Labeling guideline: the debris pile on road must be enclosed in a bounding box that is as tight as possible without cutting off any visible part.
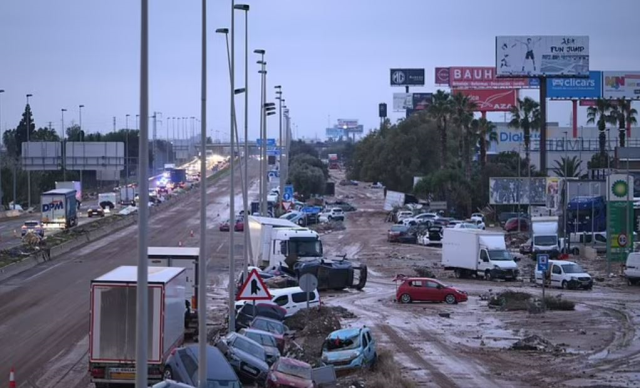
[285,306,343,365]
[488,290,576,312]
[311,221,347,234]
[413,265,436,278]
[338,349,416,388]
[511,334,565,353]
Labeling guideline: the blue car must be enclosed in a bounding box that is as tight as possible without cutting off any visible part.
[321,327,377,372]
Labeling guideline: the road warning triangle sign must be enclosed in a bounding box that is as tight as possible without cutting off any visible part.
[282,202,292,211]
[237,269,272,301]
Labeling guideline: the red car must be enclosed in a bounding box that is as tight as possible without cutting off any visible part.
[267,357,314,388]
[234,219,244,232]
[504,217,530,233]
[396,277,467,304]
[219,220,231,232]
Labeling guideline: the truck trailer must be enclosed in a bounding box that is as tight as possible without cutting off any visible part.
[40,188,78,229]
[531,216,560,259]
[89,266,186,387]
[55,180,82,204]
[148,247,200,338]
[442,229,519,280]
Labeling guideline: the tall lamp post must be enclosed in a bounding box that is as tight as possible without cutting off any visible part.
[234,3,250,280]
[62,109,67,181]
[275,85,282,164]
[254,50,266,214]
[79,104,85,191]
[228,0,237,334]
[125,114,131,197]
[264,102,276,212]
[0,89,4,207]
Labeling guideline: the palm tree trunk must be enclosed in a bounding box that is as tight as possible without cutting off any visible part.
[619,129,626,148]
[599,130,606,156]
[524,132,530,166]
[440,121,447,170]
[480,138,486,169]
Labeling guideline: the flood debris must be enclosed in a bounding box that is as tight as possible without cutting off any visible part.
[413,266,436,278]
[510,335,565,353]
[488,290,575,312]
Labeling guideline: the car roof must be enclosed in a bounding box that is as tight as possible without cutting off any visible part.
[403,277,439,282]
[252,316,284,325]
[327,327,362,339]
[184,345,238,380]
[278,357,311,368]
[269,286,311,295]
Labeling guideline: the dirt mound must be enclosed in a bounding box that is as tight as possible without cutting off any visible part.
[488,290,533,311]
[284,306,345,366]
[312,221,347,233]
[511,335,565,353]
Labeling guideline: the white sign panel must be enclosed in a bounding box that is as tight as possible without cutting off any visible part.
[602,71,640,100]
[606,174,634,202]
[496,36,589,77]
[393,93,413,111]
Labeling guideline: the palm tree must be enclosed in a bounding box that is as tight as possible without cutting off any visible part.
[427,90,452,170]
[508,97,540,165]
[613,99,638,147]
[450,92,477,178]
[586,98,616,156]
[552,156,582,177]
[471,118,498,168]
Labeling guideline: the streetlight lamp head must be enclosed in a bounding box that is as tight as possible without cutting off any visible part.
[264,102,276,107]
[257,60,266,65]
[215,28,229,34]
[254,49,265,55]
[267,111,276,116]
[274,85,282,89]
[234,4,250,10]
[79,104,85,108]
[61,108,67,112]
[0,90,5,93]
[234,88,246,95]
[26,94,32,98]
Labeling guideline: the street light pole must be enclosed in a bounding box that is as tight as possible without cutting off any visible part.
[79,104,85,191]
[228,0,237,334]
[198,0,208,384]
[126,114,130,197]
[135,0,150,385]
[26,94,32,209]
[62,109,67,181]
[275,86,282,166]
[0,89,4,207]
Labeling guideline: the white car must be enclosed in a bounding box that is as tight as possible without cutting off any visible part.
[319,208,345,222]
[465,219,485,230]
[402,213,438,226]
[534,260,593,290]
[454,222,480,230]
[395,211,413,222]
[470,213,485,222]
[267,189,279,203]
[625,253,640,286]
[446,220,463,228]
[371,182,384,189]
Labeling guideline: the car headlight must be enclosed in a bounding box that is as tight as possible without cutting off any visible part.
[493,265,499,270]
[570,277,577,281]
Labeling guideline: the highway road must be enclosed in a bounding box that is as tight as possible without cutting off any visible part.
[0,158,254,387]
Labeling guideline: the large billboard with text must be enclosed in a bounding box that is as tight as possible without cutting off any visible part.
[602,71,640,99]
[496,36,589,77]
[390,68,425,86]
[449,67,536,88]
[547,71,602,99]
[454,89,516,112]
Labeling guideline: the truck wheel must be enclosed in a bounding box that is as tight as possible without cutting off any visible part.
[399,294,412,304]
[561,280,568,289]
[454,269,463,279]
[485,270,493,281]
[572,247,580,255]
[445,294,457,304]
[163,366,174,380]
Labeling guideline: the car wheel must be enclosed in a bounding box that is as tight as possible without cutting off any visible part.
[572,247,580,255]
[328,216,332,221]
[399,294,412,304]
[163,366,173,380]
[561,280,568,289]
[445,294,457,305]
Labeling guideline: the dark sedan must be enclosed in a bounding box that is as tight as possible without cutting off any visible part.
[235,302,286,332]
[87,207,105,217]
[239,328,281,365]
[387,225,417,244]
[163,344,241,387]
[216,332,270,385]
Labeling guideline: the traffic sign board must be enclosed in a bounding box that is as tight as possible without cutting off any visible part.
[618,233,628,247]
[236,269,272,301]
[537,254,550,272]
[256,138,276,147]
[267,150,281,157]
[282,202,292,211]
[299,273,318,292]
[283,185,294,202]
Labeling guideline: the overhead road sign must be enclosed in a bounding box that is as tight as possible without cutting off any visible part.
[256,138,276,146]
[237,269,272,301]
[496,36,589,77]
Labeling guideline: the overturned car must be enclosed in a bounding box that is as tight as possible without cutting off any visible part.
[267,256,367,291]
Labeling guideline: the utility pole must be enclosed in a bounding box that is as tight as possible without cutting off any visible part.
[26,94,33,209]
[152,112,157,174]
[62,108,67,181]
[228,0,237,334]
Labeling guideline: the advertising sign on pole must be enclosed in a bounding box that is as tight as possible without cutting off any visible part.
[390,68,425,86]
[393,93,413,111]
[454,89,517,112]
[606,174,635,263]
[449,67,536,89]
[412,93,432,111]
[435,67,451,85]
[495,36,590,77]
[602,71,640,100]
[547,71,602,99]
[256,138,276,146]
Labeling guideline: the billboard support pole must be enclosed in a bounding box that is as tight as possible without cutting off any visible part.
[539,77,548,175]
[481,111,487,120]
[572,100,578,138]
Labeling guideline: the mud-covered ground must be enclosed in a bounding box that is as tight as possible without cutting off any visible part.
[314,170,640,388]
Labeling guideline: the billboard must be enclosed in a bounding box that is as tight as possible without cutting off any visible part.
[489,177,547,205]
[393,93,413,111]
[337,119,359,129]
[496,36,589,77]
[21,142,62,171]
[435,67,450,85]
[449,67,536,89]
[412,93,433,111]
[454,89,516,112]
[547,71,602,99]
[390,68,425,86]
[602,71,640,99]
[326,128,346,139]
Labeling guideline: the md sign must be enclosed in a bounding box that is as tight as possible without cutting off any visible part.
[547,71,602,99]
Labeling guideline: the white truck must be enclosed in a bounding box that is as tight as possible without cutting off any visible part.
[55,180,82,204]
[89,266,186,387]
[249,215,323,270]
[119,186,137,205]
[148,247,199,338]
[531,216,560,259]
[98,192,118,211]
[442,229,520,280]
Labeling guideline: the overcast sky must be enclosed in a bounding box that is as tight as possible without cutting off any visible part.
[1,0,639,141]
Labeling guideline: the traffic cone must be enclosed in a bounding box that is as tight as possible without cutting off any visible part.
[9,367,16,388]
[190,230,194,238]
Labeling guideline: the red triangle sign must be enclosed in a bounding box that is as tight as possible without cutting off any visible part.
[282,202,291,211]
[236,269,272,301]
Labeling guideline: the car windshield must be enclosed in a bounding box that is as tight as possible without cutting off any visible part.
[488,250,512,261]
[391,225,407,232]
[246,331,277,347]
[294,240,323,257]
[253,319,285,334]
[562,263,585,274]
[207,381,241,388]
[534,236,558,246]
[276,361,312,380]
[324,333,360,351]
[25,222,39,227]
[281,213,297,220]
[233,336,266,360]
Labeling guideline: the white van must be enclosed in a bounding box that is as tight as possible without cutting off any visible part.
[534,260,593,290]
[235,286,320,317]
[624,253,640,286]
[568,232,607,255]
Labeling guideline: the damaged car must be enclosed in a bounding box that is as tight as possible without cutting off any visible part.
[321,327,377,373]
[239,328,281,365]
[266,357,314,388]
[215,332,269,385]
[267,256,367,291]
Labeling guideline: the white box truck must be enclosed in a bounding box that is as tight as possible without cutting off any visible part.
[89,266,186,387]
[148,247,199,338]
[442,229,519,280]
[531,216,560,259]
[249,215,323,270]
